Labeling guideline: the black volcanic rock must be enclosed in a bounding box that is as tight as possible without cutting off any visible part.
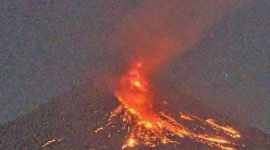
[0,83,269,150]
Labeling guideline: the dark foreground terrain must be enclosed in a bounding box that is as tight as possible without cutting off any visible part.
[0,82,269,150]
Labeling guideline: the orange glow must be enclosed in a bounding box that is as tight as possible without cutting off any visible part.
[42,138,63,148]
[94,127,104,133]
[122,136,138,149]
[180,112,194,121]
[205,119,241,138]
[96,61,243,150]
[115,62,154,118]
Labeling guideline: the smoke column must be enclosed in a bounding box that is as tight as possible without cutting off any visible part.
[111,0,240,76]
[97,1,250,149]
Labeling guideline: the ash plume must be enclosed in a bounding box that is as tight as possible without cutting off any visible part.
[110,0,240,75]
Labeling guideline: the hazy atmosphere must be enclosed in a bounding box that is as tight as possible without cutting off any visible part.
[0,0,269,136]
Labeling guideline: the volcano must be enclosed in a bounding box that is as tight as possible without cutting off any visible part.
[0,80,269,150]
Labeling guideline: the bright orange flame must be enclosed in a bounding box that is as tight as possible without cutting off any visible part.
[96,61,243,150]
[115,62,154,118]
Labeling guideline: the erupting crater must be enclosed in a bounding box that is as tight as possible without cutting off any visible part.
[95,61,244,150]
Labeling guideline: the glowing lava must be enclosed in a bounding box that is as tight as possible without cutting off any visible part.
[96,61,243,150]
[115,62,155,119]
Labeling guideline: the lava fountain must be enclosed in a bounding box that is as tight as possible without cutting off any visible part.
[95,61,243,150]
[94,2,245,148]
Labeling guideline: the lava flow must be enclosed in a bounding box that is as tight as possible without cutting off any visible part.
[95,61,243,150]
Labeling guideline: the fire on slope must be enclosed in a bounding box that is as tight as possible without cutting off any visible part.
[95,61,244,150]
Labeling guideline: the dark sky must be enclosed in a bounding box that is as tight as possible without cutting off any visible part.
[0,0,269,134]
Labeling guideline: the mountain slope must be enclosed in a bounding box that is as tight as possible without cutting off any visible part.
[0,82,269,150]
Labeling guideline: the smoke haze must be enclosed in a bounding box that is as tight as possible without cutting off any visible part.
[111,0,238,75]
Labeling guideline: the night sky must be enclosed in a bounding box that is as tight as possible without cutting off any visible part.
[0,0,269,135]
